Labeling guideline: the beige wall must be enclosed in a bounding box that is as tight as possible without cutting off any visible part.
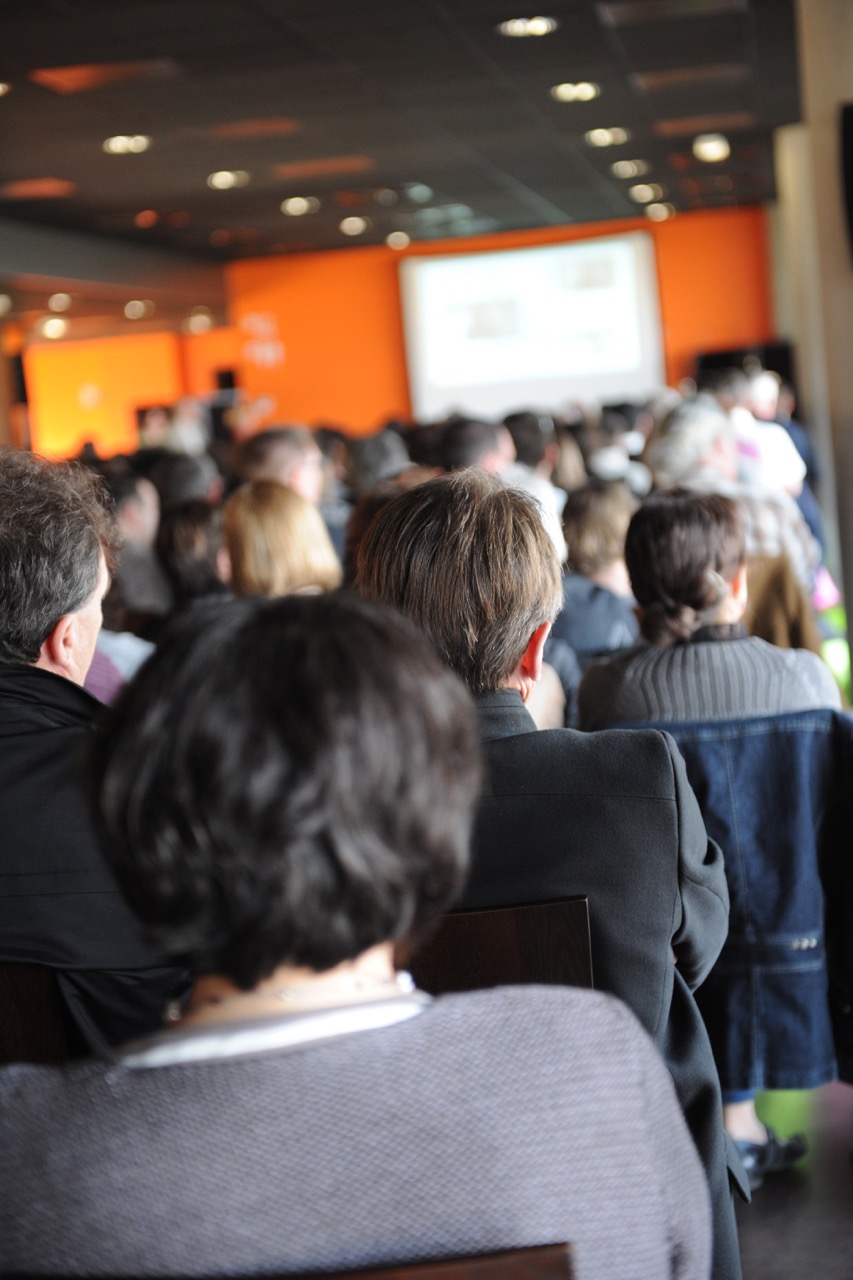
[772,0,853,604]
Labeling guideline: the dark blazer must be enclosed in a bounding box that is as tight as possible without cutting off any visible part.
[460,689,742,1280]
[0,664,186,1054]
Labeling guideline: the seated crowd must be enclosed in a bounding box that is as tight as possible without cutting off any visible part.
[0,368,846,1280]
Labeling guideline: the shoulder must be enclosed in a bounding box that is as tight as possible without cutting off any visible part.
[483,718,680,798]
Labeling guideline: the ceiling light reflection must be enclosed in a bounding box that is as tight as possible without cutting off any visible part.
[692,133,731,163]
[498,17,558,37]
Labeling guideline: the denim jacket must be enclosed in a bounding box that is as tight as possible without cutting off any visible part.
[623,709,853,1091]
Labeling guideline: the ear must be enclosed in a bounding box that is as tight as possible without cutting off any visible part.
[38,614,78,681]
[731,563,748,610]
[508,621,552,703]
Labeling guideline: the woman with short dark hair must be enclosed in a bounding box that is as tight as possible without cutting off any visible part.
[0,593,711,1279]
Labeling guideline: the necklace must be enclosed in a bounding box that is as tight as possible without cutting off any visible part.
[165,969,415,1025]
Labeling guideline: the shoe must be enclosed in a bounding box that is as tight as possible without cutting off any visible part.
[733,1126,809,1191]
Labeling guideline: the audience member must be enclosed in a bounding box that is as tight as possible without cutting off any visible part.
[0,449,186,1052]
[578,490,839,1187]
[0,594,711,1279]
[156,499,230,613]
[643,394,820,591]
[578,490,839,731]
[100,462,173,626]
[356,470,742,1280]
[224,479,342,597]
[551,479,639,666]
[698,367,805,497]
[440,417,515,474]
[238,424,325,503]
[502,411,567,560]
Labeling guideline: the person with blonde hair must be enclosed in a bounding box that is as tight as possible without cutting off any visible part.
[224,479,342,597]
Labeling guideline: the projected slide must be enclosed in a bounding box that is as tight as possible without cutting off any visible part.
[400,232,665,419]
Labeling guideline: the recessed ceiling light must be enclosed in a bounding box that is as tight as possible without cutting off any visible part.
[207,170,250,190]
[103,135,151,154]
[124,299,153,320]
[40,317,68,339]
[611,159,650,179]
[551,82,600,103]
[48,292,72,312]
[692,132,731,163]
[340,216,369,236]
[281,196,320,216]
[403,183,433,203]
[585,127,630,147]
[645,202,677,221]
[134,209,158,227]
[186,306,213,334]
[0,83,12,97]
[386,231,411,249]
[498,16,558,37]
[0,294,13,316]
[629,183,664,202]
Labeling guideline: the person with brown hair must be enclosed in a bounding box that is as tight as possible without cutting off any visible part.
[224,479,342,598]
[577,490,839,730]
[356,470,743,1280]
[550,479,639,666]
[577,488,841,1189]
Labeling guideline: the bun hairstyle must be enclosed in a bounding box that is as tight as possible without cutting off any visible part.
[625,490,745,646]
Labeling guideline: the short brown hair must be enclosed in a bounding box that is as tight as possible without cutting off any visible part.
[626,489,745,645]
[355,471,562,694]
[224,480,342,598]
[563,480,637,577]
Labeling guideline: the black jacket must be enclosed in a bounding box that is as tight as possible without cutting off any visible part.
[460,689,743,1280]
[0,664,185,1053]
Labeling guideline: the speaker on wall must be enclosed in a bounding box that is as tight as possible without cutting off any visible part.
[694,341,796,393]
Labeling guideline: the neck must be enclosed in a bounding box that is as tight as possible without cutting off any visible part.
[170,943,405,1029]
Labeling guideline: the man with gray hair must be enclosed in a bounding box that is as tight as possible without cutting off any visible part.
[0,449,185,1054]
[644,393,820,591]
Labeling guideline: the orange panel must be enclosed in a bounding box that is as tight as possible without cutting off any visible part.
[227,247,411,435]
[25,332,184,458]
[179,326,242,396]
[227,207,773,432]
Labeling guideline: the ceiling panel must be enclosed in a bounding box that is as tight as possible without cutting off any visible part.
[0,0,800,268]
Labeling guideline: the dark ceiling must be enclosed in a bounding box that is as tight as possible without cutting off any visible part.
[0,0,801,263]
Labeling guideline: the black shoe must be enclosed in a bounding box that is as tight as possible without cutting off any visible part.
[733,1126,809,1191]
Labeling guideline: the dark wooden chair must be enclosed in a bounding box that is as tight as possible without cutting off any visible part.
[0,963,76,1066]
[408,898,592,996]
[2,1243,575,1280]
[297,1244,575,1280]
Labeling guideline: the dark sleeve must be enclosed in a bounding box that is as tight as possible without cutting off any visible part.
[663,732,730,990]
[56,967,190,1055]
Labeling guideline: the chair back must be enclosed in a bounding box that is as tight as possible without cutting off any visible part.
[0,963,74,1065]
[408,898,592,997]
[302,1243,575,1280]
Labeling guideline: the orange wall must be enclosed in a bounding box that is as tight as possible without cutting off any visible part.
[22,206,774,455]
[226,206,774,435]
[24,327,242,457]
[25,332,185,457]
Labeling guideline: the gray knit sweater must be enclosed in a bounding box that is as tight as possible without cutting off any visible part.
[0,987,710,1280]
[578,634,841,731]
